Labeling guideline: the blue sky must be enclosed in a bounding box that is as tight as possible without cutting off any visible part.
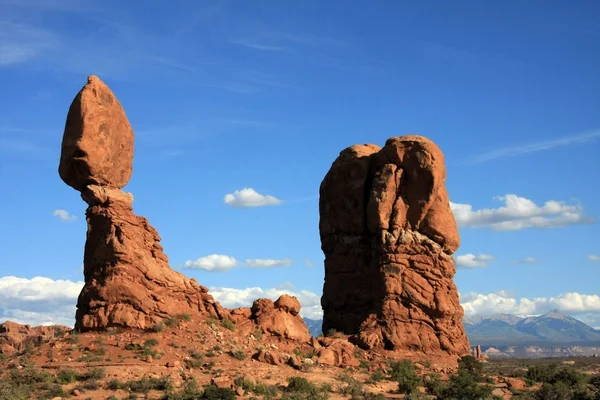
[1,0,599,328]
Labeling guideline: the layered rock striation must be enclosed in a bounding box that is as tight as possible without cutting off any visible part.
[60,76,226,331]
[319,135,469,356]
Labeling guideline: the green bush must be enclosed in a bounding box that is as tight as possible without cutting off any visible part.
[423,372,444,397]
[221,319,235,331]
[144,338,159,347]
[535,382,574,400]
[56,369,78,384]
[253,383,278,399]
[389,359,423,395]
[110,376,173,393]
[201,384,236,400]
[337,373,364,397]
[165,314,192,328]
[230,349,246,360]
[234,377,254,392]
[458,355,485,380]
[367,367,386,383]
[441,369,494,400]
[283,376,329,400]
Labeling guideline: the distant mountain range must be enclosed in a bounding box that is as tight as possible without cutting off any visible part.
[464,310,600,346]
[303,311,600,358]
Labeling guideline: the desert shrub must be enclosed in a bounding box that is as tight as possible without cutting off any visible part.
[144,338,159,347]
[526,364,559,383]
[56,369,78,384]
[112,376,173,393]
[9,368,51,385]
[79,367,106,381]
[423,372,444,397]
[185,349,205,368]
[283,376,329,400]
[458,355,485,380]
[230,349,246,360]
[252,328,263,340]
[43,384,67,399]
[367,367,386,383]
[150,322,165,332]
[337,373,365,397]
[535,381,574,400]
[325,328,337,337]
[234,377,255,392]
[221,319,235,331]
[253,382,278,399]
[201,384,236,400]
[0,380,32,400]
[389,359,422,395]
[165,314,192,328]
[441,369,494,400]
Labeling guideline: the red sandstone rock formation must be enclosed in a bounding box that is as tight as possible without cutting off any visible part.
[0,321,69,354]
[59,76,226,331]
[319,135,470,356]
[230,295,311,342]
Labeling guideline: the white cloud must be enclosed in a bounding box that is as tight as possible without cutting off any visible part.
[183,255,293,271]
[511,257,537,265]
[456,254,494,269]
[461,291,600,317]
[0,276,83,326]
[209,286,323,320]
[305,258,314,268]
[472,130,600,163]
[183,254,238,272]
[224,188,283,208]
[588,254,599,262]
[52,209,76,222]
[245,258,292,268]
[450,194,593,231]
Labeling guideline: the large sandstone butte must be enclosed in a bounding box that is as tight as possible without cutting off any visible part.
[319,135,470,356]
[60,76,226,331]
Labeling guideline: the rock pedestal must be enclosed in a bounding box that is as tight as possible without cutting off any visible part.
[60,76,225,331]
[319,135,470,356]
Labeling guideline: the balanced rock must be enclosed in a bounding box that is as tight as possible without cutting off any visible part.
[59,75,134,191]
[60,76,226,331]
[319,135,469,356]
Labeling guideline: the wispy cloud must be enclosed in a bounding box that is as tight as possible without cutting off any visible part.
[52,209,77,222]
[589,254,600,262]
[456,254,494,269]
[230,39,287,52]
[451,194,594,231]
[0,21,58,66]
[511,257,537,265]
[183,254,293,272]
[472,130,600,164]
[224,188,283,208]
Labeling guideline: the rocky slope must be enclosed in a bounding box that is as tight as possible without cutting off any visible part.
[320,136,469,356]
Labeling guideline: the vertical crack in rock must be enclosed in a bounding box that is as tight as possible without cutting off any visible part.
[320,135,470,356]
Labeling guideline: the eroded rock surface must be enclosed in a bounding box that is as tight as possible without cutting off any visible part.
[60,76,226,331]
[320,135,469,356]
[0,321,69,355]
[250,295,311,342]
[59,75,134,191]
